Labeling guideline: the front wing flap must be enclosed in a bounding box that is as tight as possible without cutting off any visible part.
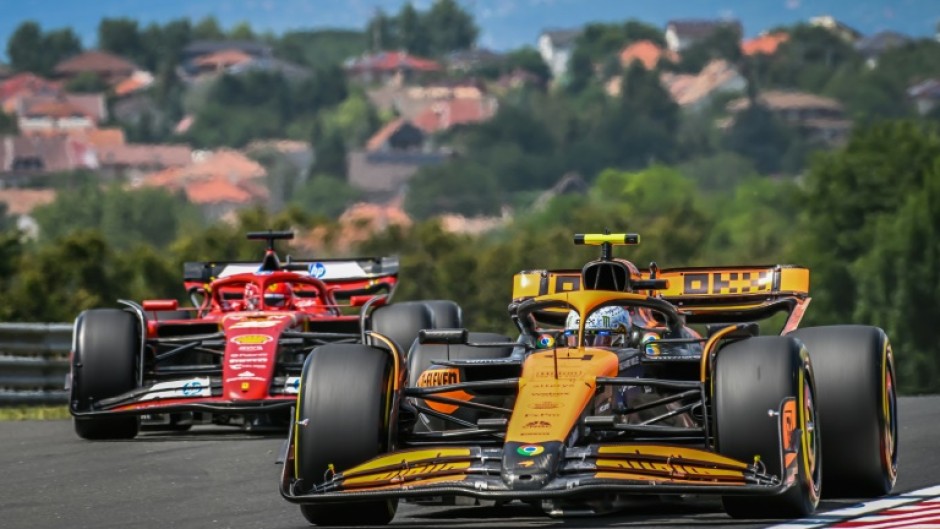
[281,434,800,503]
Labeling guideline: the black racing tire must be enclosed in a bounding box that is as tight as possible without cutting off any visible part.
[715,336,821,519]
[369,302,432,356]
[788,325,897,498]
[422,300,463,328]
[71,309,140,440]
[295,344,397,526]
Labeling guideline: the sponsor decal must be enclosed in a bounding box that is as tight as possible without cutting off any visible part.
[232,320,282,329]
[309,262,327,278]
[238,345,264,352]
[524,411,560,417]
[535,369,582,378]
[517,460,535,468]
[417,368,460,387]
[522,420,551,429]
[517,445,545,457]
[140,377,211,401]
[528,398,564,406]
[682,270,772,296]
[231,334,273,345]
[182,380,204,396]
[237,370,257,378]
[642,333,661,356]
[530,391,570,398]
[284,376,301,394]
[536,334,555,349]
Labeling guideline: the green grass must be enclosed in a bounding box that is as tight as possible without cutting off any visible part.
[0,406,70,420]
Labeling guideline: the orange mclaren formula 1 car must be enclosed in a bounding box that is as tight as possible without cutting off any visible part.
[279,233,898,524]
[69,230,462,440]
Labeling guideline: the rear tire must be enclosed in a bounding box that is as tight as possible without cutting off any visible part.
[369,300,463,356]
[715,336,821,518]
[294,344,397,526]
[369,302,432,355]
[789,325,897,498]
[71,309,140,440]
[422,300,463,328]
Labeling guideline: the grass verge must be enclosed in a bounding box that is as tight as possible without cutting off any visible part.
[0,406,70,420]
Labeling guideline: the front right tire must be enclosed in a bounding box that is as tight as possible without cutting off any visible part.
[71,309,140,440]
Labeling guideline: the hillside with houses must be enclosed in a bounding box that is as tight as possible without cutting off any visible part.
[2,1,940,393]
[1,5,938,238]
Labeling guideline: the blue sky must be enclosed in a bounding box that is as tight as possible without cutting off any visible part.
[0,0,937,58]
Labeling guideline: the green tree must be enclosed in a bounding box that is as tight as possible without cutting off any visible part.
[310,125,348,178]
[193,16,225,40]
[365,9,398,51]
[723,104,795,174]
[502,47,551,84]
[425,0,478,54]
[32,183,200,249]
[677,25,742,73]
[6,22,81,75]
[229,21,255,41]
[98,18,145,67]
[65,71,108,93]
[6,21,43,73]
[397,3,429,56]
[141,19,192,70]
[0,110,18,134]
[6,230,124,321]
[292,174,361,218]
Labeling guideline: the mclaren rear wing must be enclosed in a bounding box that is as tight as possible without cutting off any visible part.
[512,265,810,333]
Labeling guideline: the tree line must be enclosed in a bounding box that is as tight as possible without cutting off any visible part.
[1,120,938,394]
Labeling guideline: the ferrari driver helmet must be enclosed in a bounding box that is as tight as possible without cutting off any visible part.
[564,306,632,347]
[264,282,293,309]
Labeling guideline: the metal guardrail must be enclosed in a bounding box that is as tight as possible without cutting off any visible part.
[0,323,72,406]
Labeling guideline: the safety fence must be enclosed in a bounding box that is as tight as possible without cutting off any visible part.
[0,323,71,406]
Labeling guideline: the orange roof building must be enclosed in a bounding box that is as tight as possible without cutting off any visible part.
[411,98,497,134]
[742,32,789,56]
[192,49,255,72]
[53,50,138,84]
[0,188,56,216]
[137,149,267,218]
[619,40,679,70]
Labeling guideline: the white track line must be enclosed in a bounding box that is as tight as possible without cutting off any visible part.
[767,485,940,529]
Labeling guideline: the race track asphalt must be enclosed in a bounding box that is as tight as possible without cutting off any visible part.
[1,395,937,529]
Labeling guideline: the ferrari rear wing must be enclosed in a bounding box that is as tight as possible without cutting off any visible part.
[512,265,810,331]
[184,256,399,282]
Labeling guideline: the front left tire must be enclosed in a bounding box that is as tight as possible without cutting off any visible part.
[294,344,397,526]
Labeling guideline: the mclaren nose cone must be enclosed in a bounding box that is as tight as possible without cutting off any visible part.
[501,441,564,490]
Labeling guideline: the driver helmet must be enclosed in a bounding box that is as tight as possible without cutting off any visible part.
[564,306,632,347]
[264,282,293,309]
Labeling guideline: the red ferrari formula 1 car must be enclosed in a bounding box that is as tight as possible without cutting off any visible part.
[279,233,897,524]
[69,231,460,440]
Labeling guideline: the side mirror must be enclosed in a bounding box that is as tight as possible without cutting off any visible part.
[143,299,179,311]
